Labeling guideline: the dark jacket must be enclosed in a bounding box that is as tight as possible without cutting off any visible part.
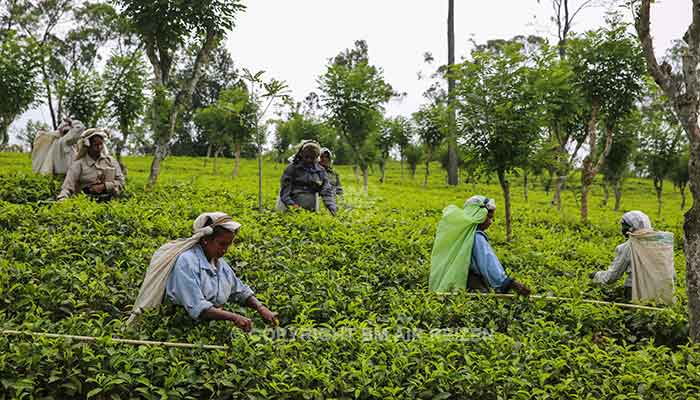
[279,162,337,213]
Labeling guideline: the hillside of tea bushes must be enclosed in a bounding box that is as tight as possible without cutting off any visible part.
[1,151,699,399]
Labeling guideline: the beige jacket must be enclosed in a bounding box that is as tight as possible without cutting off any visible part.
[57,153,125,200]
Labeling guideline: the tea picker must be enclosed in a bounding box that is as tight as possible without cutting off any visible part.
[429,195,531,295]
[56,128,125,202]
[590,210,675,305]
[127,212,279,332]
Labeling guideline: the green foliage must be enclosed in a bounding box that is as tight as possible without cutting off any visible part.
[414,103,446,159]
[319,40,396,170]
[0,30,42,145]
[60,69,103,127]
[103,52,147,157]
[635,85,685,184]
[194,85,256,152]
[600,111,638,185]
[567,19,646,127]
[455,41,543,175]
[117,0,245,53]
[0,152,696,397]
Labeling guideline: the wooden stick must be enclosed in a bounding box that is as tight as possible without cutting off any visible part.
[439,292,666,311]
[1,330,228,350]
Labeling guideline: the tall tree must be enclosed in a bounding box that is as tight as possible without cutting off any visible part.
[568,20,645,223]
[600,111,637,211]
[102,52,147,169]
[414,103,446,187]
[61,69,103,126]
[636,85,685,217]
[455,41,543,241]
[319,40,396,194]
[670,150,690,211]
[635,0,700,342]
[0,30,41,145]
[376,119,396,184]
[8,1,121,129]
[117,0,245,187]
[445,0,458,185]
[241,69,288,211]
[194,85,255,177]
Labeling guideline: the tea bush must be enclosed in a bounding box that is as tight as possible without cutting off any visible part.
[0,152,698,398]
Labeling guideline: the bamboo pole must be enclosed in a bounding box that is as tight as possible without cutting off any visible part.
[439,292,666,312]
[1,330,228,350]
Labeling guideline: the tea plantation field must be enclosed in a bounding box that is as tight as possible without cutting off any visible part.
[1,151,698,399]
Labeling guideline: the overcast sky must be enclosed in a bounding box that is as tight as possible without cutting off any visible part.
[10,0,689,144]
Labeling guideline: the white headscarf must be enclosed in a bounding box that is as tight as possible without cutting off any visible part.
[464,195,496,211]
[320,147,334,167]
[76,128,111,160]
[621,211,652,234]
[193,212,241,234]
[127,212,241,324]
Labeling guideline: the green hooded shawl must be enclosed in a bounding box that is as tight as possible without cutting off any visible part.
[428,201,488,293]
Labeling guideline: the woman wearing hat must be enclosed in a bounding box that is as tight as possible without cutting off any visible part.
[57,128,124,201]
[429,195,531,295]
[277,140,337,215]
[128,212,278,332]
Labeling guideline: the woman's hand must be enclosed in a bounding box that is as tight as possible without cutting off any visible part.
[511,281,531,296]
[90,183,106,194]
[231,314,253,332]
[257,306,279,326]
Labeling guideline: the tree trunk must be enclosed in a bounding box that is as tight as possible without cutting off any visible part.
[212,147,222,174]
[613,179,622,211]
[258,143,263,211]
[580,181,590,223]
[580,98,607,224]
[636,0,700,342]
[602,181,609,207]
[686,139,700,343]
[233,142,241,178]
[204,144,211,167]
[497,169,512,242]
[400,156,404,180]
[379,159,386,183]
[145,31,220,188]
[362,164,369,195]
[446,0,458,186]
[354,164,360,184]
[148,143,167,188]
[41,64,57,130]
[523,170,529,202]
[0,120,9,147]
[424,159,430,187]
[654,178,663,217]
[681,183,687,210]
[552,175,567,211]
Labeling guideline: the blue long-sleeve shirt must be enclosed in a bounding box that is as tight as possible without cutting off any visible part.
[166,244,254,319]
[470,231,513,292]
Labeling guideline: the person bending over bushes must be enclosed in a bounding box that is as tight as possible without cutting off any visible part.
[591,210,675,305]
[429,195,531,296]
[128,212,278,332]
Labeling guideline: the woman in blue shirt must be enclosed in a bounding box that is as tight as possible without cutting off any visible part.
[165,213,278,332]
[467,197,530,295]
[429,195,530,295]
